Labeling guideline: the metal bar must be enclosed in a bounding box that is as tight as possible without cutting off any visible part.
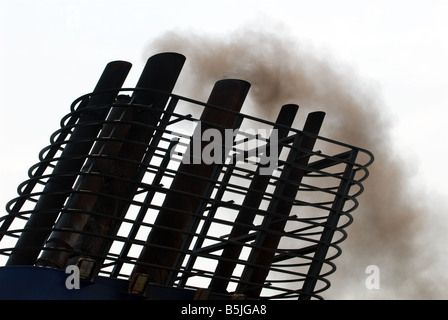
[271,245,319,263]
[132,79,251,285]
[115,139,178,269]
[236,111,325,298]
[36,53,185,269]
[97,96,181,273]
[298,149,358,300]
[177,154,238,287]
[307,151,352,171]
[6,61,132,266]
[175,115,244,287]
[208,104,299,293]
[110,100,179,277]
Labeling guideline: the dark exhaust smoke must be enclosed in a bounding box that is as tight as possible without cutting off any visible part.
[143,24,442,299]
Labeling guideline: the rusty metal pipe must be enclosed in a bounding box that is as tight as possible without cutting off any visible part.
[7,61,132,266]
[132,79,251,285]
[37,53,185,269]
[209,104,299,293]
[236,111,325,298]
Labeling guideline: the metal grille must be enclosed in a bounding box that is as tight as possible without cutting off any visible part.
[0,52,373,300]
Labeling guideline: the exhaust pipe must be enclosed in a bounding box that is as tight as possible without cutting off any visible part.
[36,53,185,269]
[132,79,251,285]
[7,60,132,266]
[209,104,299,293]
[236,111,325,298]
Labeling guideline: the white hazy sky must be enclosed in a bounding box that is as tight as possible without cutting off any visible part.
[1,0,447,299]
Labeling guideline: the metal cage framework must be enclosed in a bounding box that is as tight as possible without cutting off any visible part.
[0,52,373,300]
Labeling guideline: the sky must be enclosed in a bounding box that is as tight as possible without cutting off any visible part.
[1,0,448,299]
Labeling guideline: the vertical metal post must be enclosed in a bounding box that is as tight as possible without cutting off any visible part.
[299,149,358,300]
[6,61,132,266]
[132,79,250,285]
[110,97,180,278]
[177,153,238,288]
[236,111,325,298]
[171,113,245,287]
[208,104,299,293]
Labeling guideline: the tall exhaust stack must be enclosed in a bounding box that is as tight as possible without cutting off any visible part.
[0,51,373,300]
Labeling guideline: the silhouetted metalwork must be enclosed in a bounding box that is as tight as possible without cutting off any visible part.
[0,52,373,300]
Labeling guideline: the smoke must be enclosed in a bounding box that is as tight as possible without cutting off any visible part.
[143,23,446,299]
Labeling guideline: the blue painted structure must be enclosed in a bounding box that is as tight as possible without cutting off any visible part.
[0,266,205,300]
